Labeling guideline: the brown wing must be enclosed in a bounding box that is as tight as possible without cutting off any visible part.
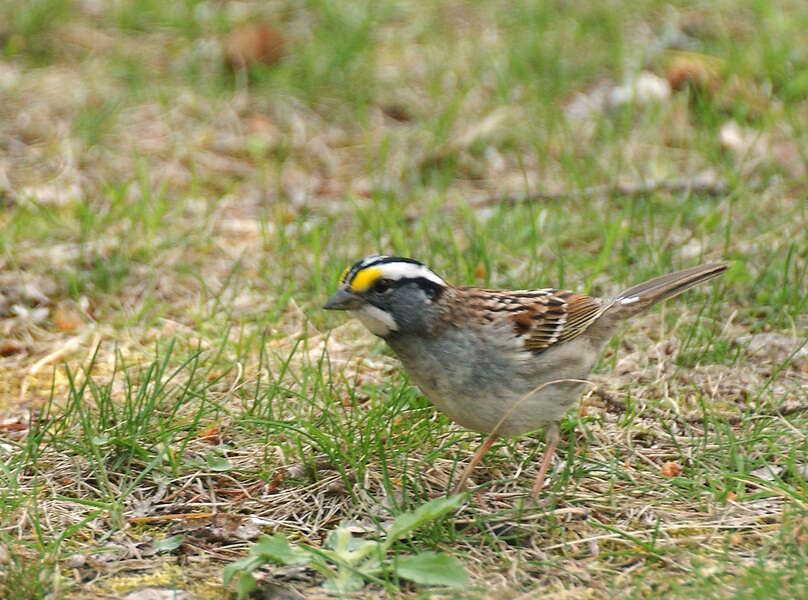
[522,290,604,352]
[458,287,605,354]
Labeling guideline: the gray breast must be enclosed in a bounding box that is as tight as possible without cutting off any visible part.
[386,322,599,437]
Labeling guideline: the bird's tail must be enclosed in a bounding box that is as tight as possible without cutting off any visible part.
[609,262,728,319]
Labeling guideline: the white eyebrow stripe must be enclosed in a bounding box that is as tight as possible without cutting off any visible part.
[377,262,446,286]
[360,255,389,268]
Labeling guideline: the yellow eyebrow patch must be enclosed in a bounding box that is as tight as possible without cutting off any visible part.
[350,267,382,292]
[339,266,351,284]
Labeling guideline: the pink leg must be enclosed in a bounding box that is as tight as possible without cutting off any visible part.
[530,422,560,501]
[453,434,496,494]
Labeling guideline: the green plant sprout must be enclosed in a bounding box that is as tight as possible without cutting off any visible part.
[223,494,468,596]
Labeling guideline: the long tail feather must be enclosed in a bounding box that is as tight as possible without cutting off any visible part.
[611,262,728,318]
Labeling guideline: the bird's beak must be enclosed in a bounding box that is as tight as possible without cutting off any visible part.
[323,286,362,311]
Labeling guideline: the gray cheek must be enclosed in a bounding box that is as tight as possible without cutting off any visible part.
[387,295,435,334]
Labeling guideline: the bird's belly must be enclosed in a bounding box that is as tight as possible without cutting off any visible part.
[387,331,597,438]
[411,371,584,437]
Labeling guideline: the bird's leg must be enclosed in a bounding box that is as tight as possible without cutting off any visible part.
[530,421,560,501]
[453,434,497,494]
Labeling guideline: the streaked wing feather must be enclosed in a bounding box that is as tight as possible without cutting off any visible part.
[558,293,604,343]
[510,290,604,353]
[457,287,605,354]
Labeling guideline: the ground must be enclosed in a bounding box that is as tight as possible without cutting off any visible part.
[1,1,808,598]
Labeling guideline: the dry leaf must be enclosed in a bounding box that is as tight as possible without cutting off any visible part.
[194,424,221,443]
[666,54,720,92]
[53,304,83,331]
[0,340,25,356]
[225,23,285,70]
[267,470,285,493]
[660,461,683,478]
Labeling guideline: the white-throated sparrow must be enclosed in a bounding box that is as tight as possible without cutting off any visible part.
[324,256,727,499]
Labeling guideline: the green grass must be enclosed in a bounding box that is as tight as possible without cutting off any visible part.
[1,0,807,598]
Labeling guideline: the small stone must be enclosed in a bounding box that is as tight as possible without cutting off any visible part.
[64,554,86,569]
[608,71,671,109]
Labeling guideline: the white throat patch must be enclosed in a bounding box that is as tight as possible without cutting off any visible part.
[355,304,398,337]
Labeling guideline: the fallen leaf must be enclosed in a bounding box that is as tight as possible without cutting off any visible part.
[0,340,25,356]
[225,23,285,70]
[53,304,83,331]
[660,462,683,478]
[666,53,721,92]
[267,471,284,493]
[194,424,221,443]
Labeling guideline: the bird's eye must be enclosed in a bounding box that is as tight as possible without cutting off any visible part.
[373,279,394,294]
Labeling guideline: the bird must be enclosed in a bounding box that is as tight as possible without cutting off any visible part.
[323,255,728,500]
